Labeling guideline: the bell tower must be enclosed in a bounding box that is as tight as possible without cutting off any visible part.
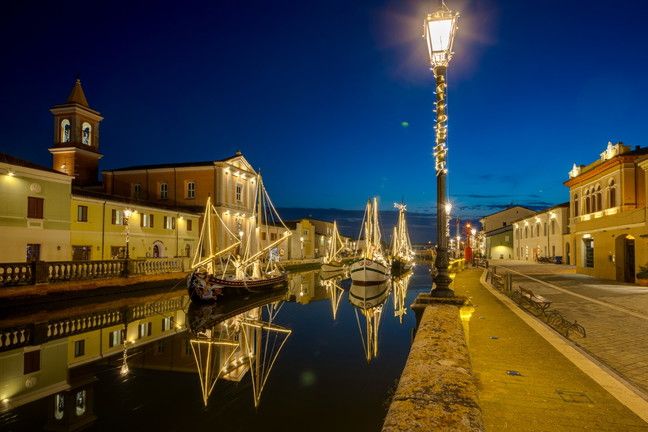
[49,79,104,186]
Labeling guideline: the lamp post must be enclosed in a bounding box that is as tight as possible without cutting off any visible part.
[425,1,459,297]
[123,208,133,276]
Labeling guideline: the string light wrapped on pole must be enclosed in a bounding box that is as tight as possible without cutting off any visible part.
[424,1,459,297]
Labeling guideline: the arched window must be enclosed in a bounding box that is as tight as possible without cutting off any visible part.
[585,190,591,214]
[543,223,547,236]
[608,179,616,208]
[81,122,91,145]
[525,227,528,238]
[574,194,579,217]
[551,219,556,235]
[60,119,71,143]
[596,185,602,211]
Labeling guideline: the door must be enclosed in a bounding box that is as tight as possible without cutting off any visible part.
[625,239,635,283]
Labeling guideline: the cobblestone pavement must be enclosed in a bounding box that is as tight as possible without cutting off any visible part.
[492,260,648,397]
[453,268,648,431]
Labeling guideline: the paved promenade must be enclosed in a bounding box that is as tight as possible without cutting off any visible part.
[453,268,648,431]
[491,260,648,398]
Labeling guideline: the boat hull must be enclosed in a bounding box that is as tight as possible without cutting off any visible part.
[321,261,344,273]
[349,281,390,309]
[188,271,288,302]
[350,259,389,285]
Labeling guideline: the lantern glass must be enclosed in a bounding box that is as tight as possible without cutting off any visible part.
[424,8,458,67]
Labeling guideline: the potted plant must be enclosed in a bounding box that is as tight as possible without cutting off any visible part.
[637,264,648,287]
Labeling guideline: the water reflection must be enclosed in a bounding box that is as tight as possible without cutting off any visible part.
[187,290,291,407]
[349,281,391,362]
[0,264,427,430]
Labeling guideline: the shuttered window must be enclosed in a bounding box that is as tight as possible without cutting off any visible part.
[27,197,44,219]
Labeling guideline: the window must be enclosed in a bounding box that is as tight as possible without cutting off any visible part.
[585,190,591,214]
[156,340,167,354]
[186,181,196,199]
[138,322,152,339]
[159,182,168,200]
[261,232,267,241]
[551,220,556,235]
[81,122,91,145]
[141,214,154,228]
[584,238,594,268]
[75,390,86,416]
[72,246,91,261]
[54,394,65,420]
[24,350,40,374]
[185,244,191,257]
[108,330,123,348]
[133,183,142,199]
[596,185,602,211]
[502,222,506,227]
[61,119,71,143]
[271,233,277,241]
[164,216,175,230]
[543,223,547,236]
[77,205,88,222]
[235,184,243,202]
[162,317,173,332]
[187,219,192,231]
[111,209,125,225]
[110,246,125,259]
[524,227,528,238]
[74,340,85,357]
[27,197,44,219]
[26,244,41,262]
[574,194,579,217]
[608,180,616,208]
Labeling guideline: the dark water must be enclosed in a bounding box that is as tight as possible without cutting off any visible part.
[0,264,433,432]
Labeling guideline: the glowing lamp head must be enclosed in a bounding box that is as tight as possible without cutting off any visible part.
[123,208,133,219]
[444,202,452,214]
[424,4,459,68]
[238,230,244,238]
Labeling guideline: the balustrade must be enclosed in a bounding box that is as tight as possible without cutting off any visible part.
[0,262,34,286]
[47,260,126,283]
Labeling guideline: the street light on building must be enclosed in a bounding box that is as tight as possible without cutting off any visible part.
[123,208,133,276]
[425,1,459,297]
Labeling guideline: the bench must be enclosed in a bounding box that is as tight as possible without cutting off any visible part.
[517,286,552,315]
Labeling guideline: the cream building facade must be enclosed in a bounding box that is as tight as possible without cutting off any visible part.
[564,142,647,282]
[513,203,570,262]
[480,206,536,261]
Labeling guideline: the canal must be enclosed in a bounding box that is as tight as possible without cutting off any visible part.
[0,264,432,431]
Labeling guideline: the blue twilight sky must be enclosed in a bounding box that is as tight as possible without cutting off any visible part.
[1,0,648,220]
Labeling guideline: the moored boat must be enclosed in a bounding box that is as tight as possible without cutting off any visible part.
[350,197,390,285]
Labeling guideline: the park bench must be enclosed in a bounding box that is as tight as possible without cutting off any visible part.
[516,286,552,316]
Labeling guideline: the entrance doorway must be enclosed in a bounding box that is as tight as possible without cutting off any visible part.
[615,235,636,283]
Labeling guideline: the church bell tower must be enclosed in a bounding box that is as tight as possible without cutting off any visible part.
[49,79,104,186]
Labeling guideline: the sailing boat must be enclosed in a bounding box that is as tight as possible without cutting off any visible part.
[391,203,415,274]
[350,197,390,284]
[321,220,345,273]
[320,275,346,320]
[187,175,292,302]
[188,290,291,408]
[349,280,391,362]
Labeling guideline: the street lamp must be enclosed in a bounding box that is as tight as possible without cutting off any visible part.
[425,1,459,297]
[123,208,133,276]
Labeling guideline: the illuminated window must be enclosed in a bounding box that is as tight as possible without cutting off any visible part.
[54,394,65,420]
[186,181,196,199]
[108,330,123,348]
[75,390,86,416]
[81,122,91,145]
[584,238,594,268]
[111,209,125,225]
[138,322,152,339]
[159,182,168,200]
[61,119,71,143]
[236,183,243,202]
[162,316,173,331]
[164,216,175,230]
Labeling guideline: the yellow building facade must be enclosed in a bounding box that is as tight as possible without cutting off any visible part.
[70,191,200,260]
[565,142,648,282]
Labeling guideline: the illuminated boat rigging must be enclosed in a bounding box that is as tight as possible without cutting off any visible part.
[321,220,345,273]
[391,203,415,275]
[349,280,391,362]
[350,198,390,284]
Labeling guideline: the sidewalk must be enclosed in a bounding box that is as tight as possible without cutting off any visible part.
[453,268,648,431]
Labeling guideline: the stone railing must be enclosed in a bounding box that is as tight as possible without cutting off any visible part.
[0,262,34,287]
[131,297,187,320]
[46,310,123,339]
[0,257,190,288]
[131,258,185,275]
[47,260,126,283]
[0,326,32,351]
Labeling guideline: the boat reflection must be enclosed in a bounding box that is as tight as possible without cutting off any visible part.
[391,271,413,324]
[349,280,391,362]
[319,273,346,320]
[187,289,291,408]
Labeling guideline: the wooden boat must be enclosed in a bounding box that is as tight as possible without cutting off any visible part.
[188,175,292,302]
[350,198,390,284]
[390,203,415,275]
